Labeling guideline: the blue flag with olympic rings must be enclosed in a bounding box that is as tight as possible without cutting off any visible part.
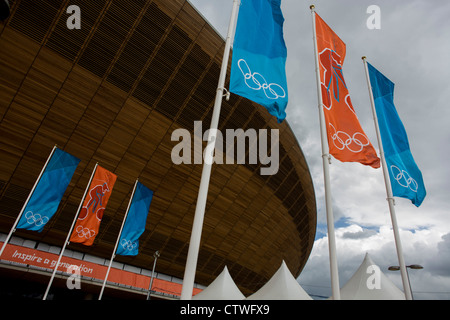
[116,182,153,256]
[367,62,426,207]
[230,0,288,123]
[17,147,80,232]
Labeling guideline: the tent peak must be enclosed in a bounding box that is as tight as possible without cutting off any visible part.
[339,254,405,300]
[246,260,312,300]
[192,265,245,300]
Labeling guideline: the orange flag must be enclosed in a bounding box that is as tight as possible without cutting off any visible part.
[70,165,117,246]
[315,13,380,169]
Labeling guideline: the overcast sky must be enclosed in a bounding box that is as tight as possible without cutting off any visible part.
[188,0,450,299]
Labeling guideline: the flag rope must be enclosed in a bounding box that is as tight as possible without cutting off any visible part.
[98,179,139,300]
[310,4,341,300]
[362,57,413,300]
[0,145,57,258]
[42,163,99,300]
[180,0,241,300]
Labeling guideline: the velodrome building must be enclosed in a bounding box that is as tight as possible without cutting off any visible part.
[0,0,316,299]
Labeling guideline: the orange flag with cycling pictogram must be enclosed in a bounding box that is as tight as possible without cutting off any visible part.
[70,165,117,246]
[315,13,380,169]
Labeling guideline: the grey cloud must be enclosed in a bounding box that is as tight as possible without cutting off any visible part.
[342,228,377,240]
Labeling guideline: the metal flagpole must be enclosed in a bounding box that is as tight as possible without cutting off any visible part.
[0,145,58,258]
[362,57,413,300]
[310,5,340,300]
[146,250,160,300]
[98,179,139,300]
[180,0,240,300]
[43,162,99,300]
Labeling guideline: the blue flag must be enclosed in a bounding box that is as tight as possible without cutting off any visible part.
[17,148,80,232]
[230,0,288,122]
[367,62,426,207]
[116,182,153,256]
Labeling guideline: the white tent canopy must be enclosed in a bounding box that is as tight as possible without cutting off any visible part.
[192,266,245,300]
[339,253,405,300]
[246,260,312,300]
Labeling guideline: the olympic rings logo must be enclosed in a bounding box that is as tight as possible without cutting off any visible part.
[74,225,96,239]
[237,59,286,100]
[120,239,137,252]
[390,165,418,192]
[24,211,49,227]
[329,123,370,153]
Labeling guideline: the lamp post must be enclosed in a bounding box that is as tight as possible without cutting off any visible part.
[146,250,160,300]
[388,264,423,300]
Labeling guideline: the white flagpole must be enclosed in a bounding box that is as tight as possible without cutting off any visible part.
[362,57,412,300]
[98,179,139,300]
[0,145,58,258]
[43,162,99,300]
[310,5,340,300]
[180,0,240,300]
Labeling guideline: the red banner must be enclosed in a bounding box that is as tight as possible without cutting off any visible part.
[0,242,201,297]
[70,166,117,246]
[315,13,380,169]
